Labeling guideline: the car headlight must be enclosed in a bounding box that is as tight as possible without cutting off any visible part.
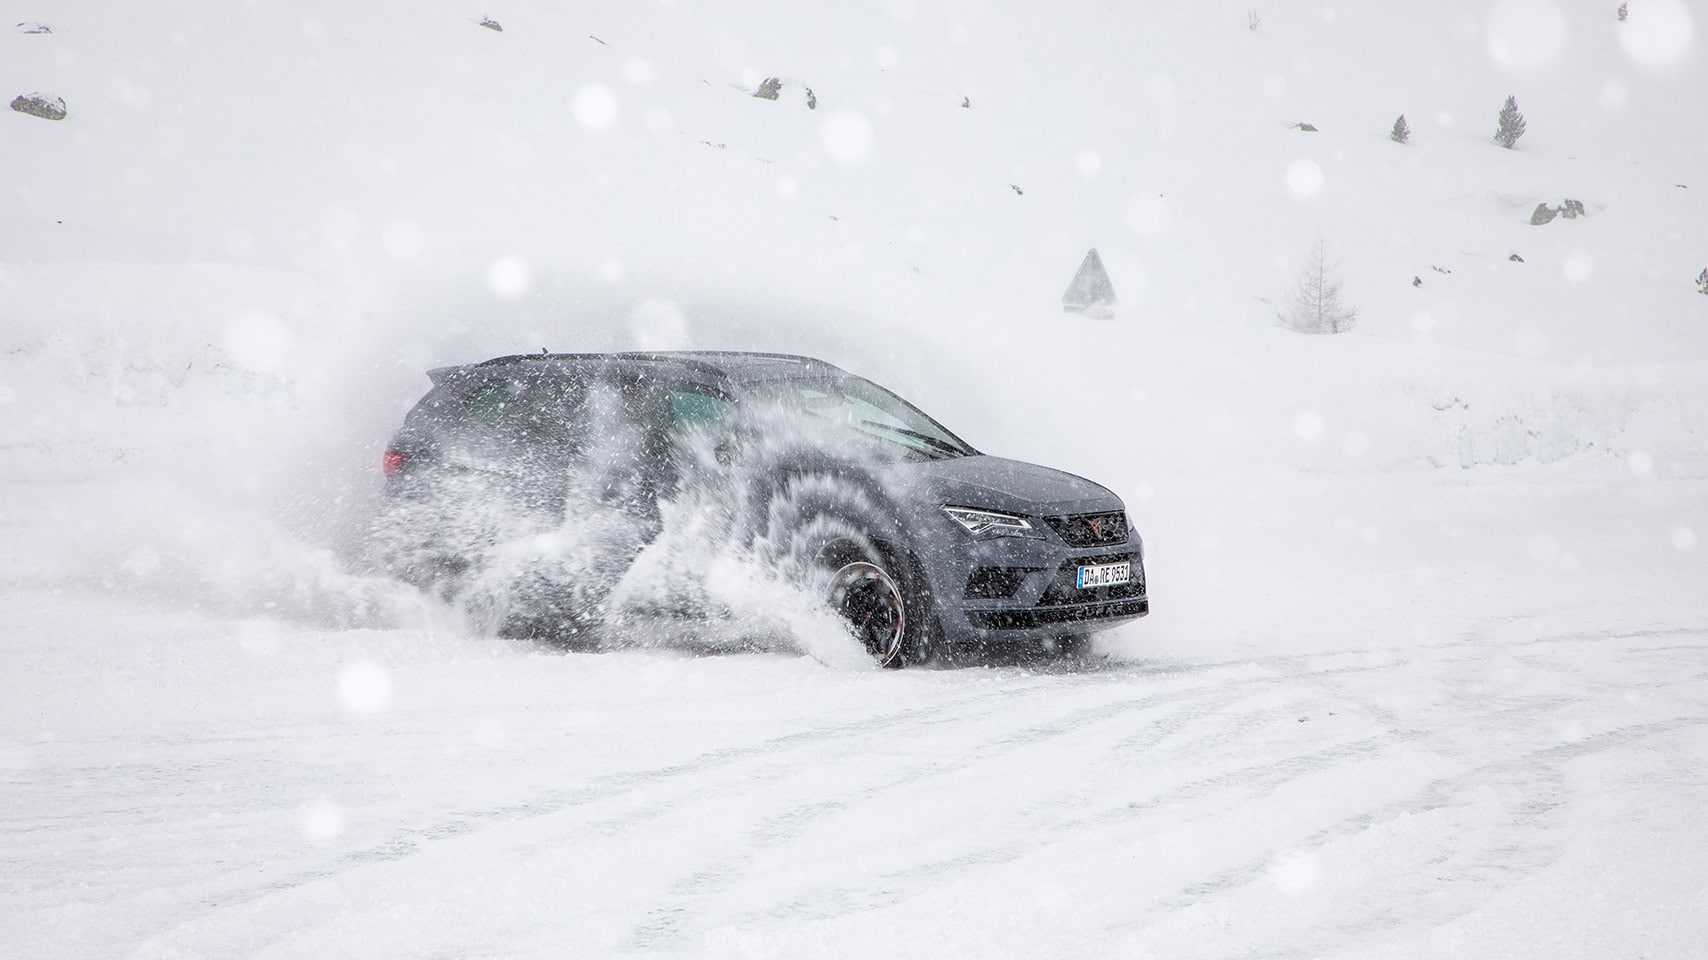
[943,505,1040,538]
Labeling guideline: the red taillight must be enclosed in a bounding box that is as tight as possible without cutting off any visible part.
[382,450,409,479]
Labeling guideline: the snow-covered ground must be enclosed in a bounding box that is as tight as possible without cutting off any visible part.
[3,2,1706,957]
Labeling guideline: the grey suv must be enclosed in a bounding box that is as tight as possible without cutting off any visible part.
[371,351,1146,665]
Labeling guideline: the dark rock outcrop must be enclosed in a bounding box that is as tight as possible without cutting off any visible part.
[1531,199,1588,224]
[10,93,66,120]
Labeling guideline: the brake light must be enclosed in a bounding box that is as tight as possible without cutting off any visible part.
[382,450,409,478]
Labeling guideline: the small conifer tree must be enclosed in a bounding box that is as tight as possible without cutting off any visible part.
[1696,267,1708,295]
[1618,3,1629,22]
[1494,95,1526,148]
[1390,114,1411,144]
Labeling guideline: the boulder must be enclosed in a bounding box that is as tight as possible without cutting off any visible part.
[1531,199,1588,224]
[10,93,66,120]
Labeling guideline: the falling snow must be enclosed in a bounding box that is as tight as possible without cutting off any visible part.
[1,1,1706,958]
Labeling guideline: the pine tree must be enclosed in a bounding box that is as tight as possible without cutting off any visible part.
[1390,114,1411,144]
[1494,95,1526,148]
[1696,267,1708,295]
[1281,239,1358,334]
[1618,3,1629,22]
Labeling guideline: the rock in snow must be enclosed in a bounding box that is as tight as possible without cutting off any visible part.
[10,93,66,120]
[1532,199,1588,224]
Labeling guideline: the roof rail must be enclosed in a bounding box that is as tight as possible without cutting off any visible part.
[440,350,846,381]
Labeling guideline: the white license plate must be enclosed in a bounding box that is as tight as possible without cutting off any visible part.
[1076,561,1131,589]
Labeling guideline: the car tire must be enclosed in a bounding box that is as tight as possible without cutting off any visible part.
[759,473,932,668]
[813,537,935,668]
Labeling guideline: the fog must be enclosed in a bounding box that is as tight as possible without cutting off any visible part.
[3,2,1706,957]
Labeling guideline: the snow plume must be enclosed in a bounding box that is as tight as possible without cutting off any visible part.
[11,478,438,631]
[364,391,886,668]
[0,258,918,661]
[0,265,435,629]
[7,359,882,664]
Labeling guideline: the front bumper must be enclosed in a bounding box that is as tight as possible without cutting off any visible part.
[926,530,1148,644]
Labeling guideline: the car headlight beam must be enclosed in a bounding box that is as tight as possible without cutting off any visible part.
[943,505,1037,538]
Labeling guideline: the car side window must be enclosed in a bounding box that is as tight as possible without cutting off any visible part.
[508,376,586,444]
[669,389,733,434]
[462,378,523,424]
[447,375,587,451]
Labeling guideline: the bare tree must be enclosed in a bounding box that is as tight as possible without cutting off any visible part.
[1281,239,1358,334]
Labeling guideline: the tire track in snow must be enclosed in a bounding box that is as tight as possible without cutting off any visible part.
[627,670,1272,945]
[664,633,1705,945]
[161,675,1033,929]
[1077,628,1708,954]
[1102,715,1708,956]
[625,647,1497,944]
[116,628,1708,957]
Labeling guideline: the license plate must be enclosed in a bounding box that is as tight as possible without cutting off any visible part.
[1077,561,1131,589]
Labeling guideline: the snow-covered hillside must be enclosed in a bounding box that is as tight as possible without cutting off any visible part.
[3,1,1706,957]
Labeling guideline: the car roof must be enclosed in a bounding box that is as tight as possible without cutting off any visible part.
[427,351,850,388]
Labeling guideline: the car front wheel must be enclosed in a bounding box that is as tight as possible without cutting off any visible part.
[817,540,927,668]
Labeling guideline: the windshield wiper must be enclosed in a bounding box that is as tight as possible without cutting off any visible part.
[853,420,967,458]
[797,409,967,458]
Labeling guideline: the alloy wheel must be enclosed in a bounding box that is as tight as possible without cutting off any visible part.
[826,560,906,666]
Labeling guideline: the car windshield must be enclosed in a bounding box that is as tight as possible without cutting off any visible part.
[739,375,976,460]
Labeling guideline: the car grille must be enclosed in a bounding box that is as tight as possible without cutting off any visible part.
[1036,553,1145,606]
[964,553,1148,630]
[964,566,1039,600]
[1044,511,1129,547]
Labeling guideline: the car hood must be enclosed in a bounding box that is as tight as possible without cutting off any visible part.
[878,454,1122,518]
